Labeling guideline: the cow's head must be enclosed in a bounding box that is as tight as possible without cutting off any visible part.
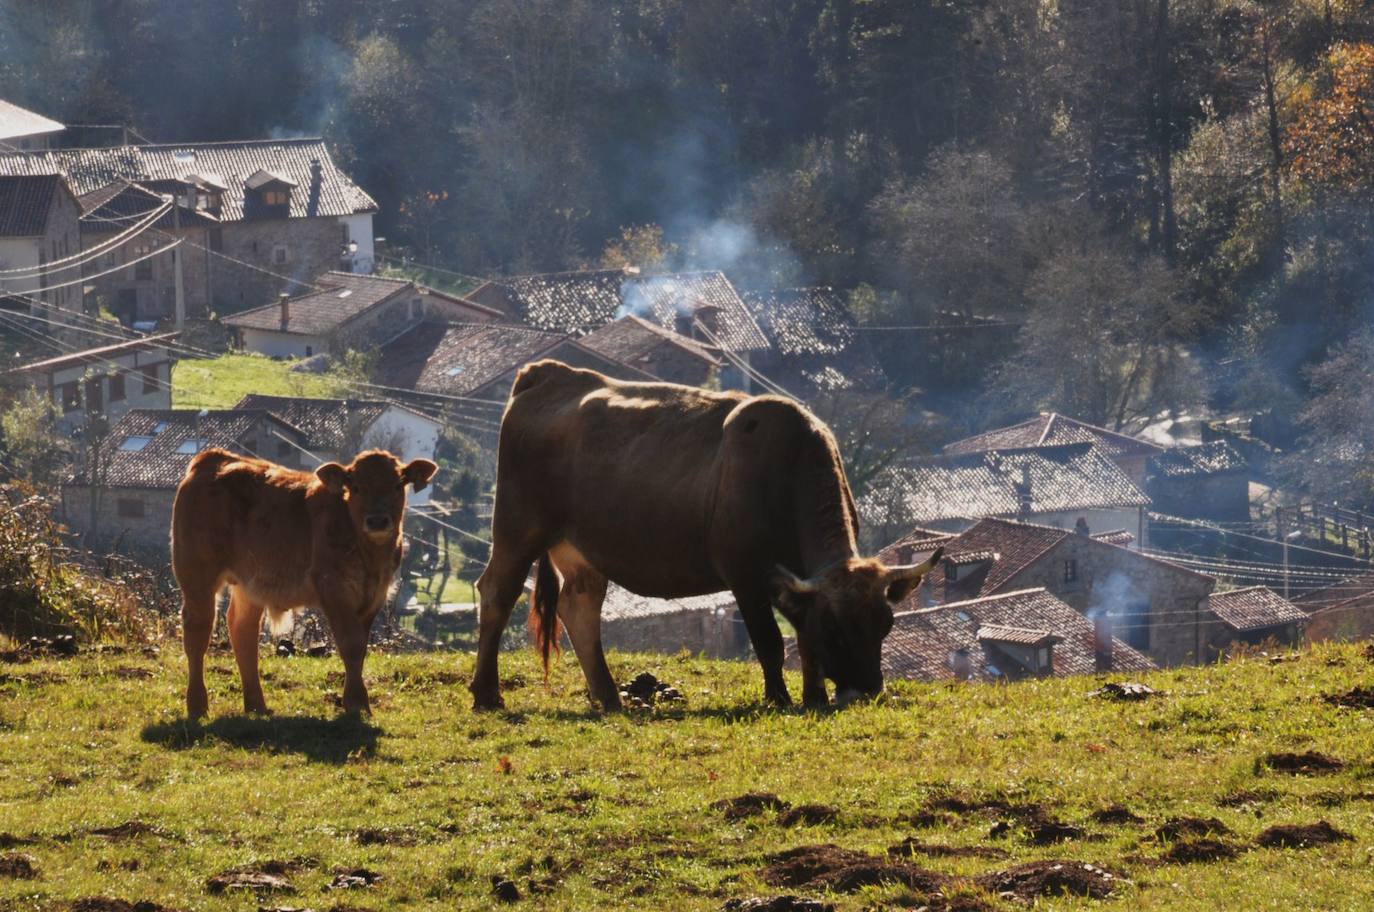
[771,548,943,703]
[316,450,438,542]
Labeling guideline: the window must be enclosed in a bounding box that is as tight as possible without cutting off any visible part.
[119,436,153,452]
[109,372,125,402]
[272,245,289,265]
[1037,646,1050,670]
[305,345,313,357]
[61,382,80,415]
[176,439,207,455]
[265,189,289,206]
[1063,559,1078,583]
[116,498,145,519]
[141,364,160,394]
[132,240,155,280]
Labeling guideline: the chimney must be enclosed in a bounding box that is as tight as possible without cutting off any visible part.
[694,303,722,339]
[310,158,323,190]
[949,648,972,681]
[1075,516,1090,537]
[279,292,290,329]
[1015,464,1033,517]
[1093,613,1114,671]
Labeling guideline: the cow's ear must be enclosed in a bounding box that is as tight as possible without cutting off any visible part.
[316,462,351,494]
[769,565,818,626]
[402,458,438,492]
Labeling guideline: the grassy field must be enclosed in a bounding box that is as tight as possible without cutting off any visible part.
[171,353,344,410]
[1,643,1373,911]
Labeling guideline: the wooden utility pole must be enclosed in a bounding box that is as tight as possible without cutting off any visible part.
[172,194,186,330]
[1277,506,1290,598]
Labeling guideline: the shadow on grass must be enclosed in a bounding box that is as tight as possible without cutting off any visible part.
[140,714,381,764]
[510,701,804,725]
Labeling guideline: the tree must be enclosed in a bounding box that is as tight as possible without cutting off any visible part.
[1286,329,1374,508]
[0,388,69,488]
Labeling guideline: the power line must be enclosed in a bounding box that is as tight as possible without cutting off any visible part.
[1149,511,1374,567]
[0,200,171,277]
[0,239,182,298]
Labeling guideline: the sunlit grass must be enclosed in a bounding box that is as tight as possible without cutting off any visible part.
[170,353,344,410]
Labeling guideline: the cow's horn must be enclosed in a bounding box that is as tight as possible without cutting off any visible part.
[885,546,945,582]
[775,564,821,595]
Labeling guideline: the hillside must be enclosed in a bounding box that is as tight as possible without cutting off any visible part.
[1,644,1372,910]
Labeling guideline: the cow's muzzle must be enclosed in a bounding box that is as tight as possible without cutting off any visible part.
[835,685,882,707]
[364,514,393,533]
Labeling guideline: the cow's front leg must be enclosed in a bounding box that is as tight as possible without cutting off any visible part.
[794,633,830,708]
[736,591,792,707]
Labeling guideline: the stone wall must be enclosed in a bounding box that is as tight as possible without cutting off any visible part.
[1305,600,1374,643]
[60,484,176,560]
[602,608,751,659]
[635,342,716,386]
[1149,472,1250,524]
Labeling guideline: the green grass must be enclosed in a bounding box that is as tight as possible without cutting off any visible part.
[1,643,1373,910]
[171,353,344,410]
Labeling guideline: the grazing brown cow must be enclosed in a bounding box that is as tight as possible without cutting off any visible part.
[171,448,436,718]
[472,360,941,710]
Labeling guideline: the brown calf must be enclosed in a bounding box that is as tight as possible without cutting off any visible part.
[171,448,436,718]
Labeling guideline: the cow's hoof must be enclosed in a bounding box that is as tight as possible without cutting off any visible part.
[472,692,505,712]
[764,688,793,708]
[802,689,831,709]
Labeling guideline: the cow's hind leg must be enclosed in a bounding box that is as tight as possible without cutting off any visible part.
[227,588,269,715]
[471,541,543,711]
[735,588,792,707]
[180,584,218,720]
[551,552,618,711]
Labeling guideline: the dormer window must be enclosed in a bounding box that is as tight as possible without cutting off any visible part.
[263,189,289,206]
[244,169,297,218]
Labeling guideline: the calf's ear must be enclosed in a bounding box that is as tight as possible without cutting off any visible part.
[403,458,438,492]
[316,462,351,494]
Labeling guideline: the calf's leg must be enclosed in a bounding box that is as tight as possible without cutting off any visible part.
[315,579,371,715]
[180,585,217,720]
[552,561,618,710]
[226,588,269,714]
[735,588,792,707]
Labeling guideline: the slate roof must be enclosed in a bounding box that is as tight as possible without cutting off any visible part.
[69,409,300,489]
[76,177,219,230]
[741,287,888,396]
[6,332,176,375]
[0,99,63,142]
[883,588,1156,682]
[234,395,419,453]
[976,624,1061,647]
[599,585,738,622]
[1206,587,1307,632]
[861,442,1150,527]
[1149,440,1248,479]
[468,269,768,352]
[577,314,721,369]
[944,413,1164,462]
[222,271,418,335]
[0,173,68,236]
[0,138,376,222]
[378,321,575,398]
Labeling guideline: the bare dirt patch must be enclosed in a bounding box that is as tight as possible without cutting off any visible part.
[88,821,170,841]
[1160,839,1241,864]
[0,834,35,849]
[68,901,181,912]
[975,860,1127,901]
[1261,751,1346,775]
[205,859,311,895]
[776,805,840,827]
[1152,817,1231,842]
[0,853,36,879]
[1090,805,1144,825]
[760,844,949,894]
[722,898,834,912]
[351,826,421,846]
[1254,821,1355,849]
[887,837,1009,859]
[328,866,383,889]
[1216,788,1279,807]
[490,874,521,902]
[712,792,790,820]
[1091,682,1157,701]
[1325,686,1374,709]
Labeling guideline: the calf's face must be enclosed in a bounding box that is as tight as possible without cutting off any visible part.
[772,548,943,703]
[316,450,438,541]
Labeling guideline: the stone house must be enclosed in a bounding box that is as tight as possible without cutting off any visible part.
[0,138,377,323]
[0,98,64,151]
[466,268,768,390]
[377,321,655,412]
[5,333,178,433]
[1146,440,1250,524]
[882,516,1218,667]
[1293,573,1374,644]
[577,315,722,386]
[0,172,82,317]
[233,394,442,506]
[61,407,308,558]
[944,412,1164,489]
[860,442,1151,550]
[222,271,505,359]
[1203,587,1306,653]
[739,287,888,400]
[883,588,1157,683]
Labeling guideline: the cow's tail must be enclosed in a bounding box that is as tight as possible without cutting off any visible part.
[529,553,562,678]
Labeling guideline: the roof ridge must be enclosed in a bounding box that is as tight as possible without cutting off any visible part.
[63,137,327,152]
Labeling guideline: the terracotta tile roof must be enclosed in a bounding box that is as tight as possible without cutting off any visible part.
[378,321,572,398]
[0,138,375,222]
[741,287,888,395]
[976,624,1061,647]
[69,408,302,489]
[1092,529,1135,547]
[519,579,735,621]
[577,314,721,368]
[944,413,1164,461]
[861,442,1150,527]
[468,269,768,352]
[234,394,408,453]
[1206,587,1307,632]
[0,173,67,236]
[883,588,1156,682]
[1149,441,1248,479]
[0,99,63,141]
[6,332,176,375]
[223,271,416,335]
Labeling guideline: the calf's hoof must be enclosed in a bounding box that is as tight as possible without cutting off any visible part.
[186,688,208,721]
[243,700,272,716]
